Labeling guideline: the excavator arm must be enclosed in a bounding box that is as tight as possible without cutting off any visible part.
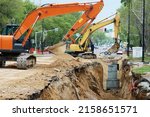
[114,13,120,41]
[79,13,120,46]
[13,1,104,45]
[67,13,120,57]
[64,1,104,42]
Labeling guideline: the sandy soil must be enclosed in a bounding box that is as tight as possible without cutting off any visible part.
[0,53,123,100]
[45,42,66,54]
[0,54,57,99]
[0,55,55,81]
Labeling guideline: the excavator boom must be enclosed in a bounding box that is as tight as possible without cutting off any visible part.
[14,1,104,42]
[80,13,120,46]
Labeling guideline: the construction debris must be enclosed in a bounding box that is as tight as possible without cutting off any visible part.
[129,72,150,99]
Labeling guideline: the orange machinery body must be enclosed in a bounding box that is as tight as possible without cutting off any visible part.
[0,35,13,50]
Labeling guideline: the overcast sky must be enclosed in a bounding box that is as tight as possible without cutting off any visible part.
[32,0,121,28]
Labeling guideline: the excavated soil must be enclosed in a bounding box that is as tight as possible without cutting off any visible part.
[0,53,130,100]
[39,57,119,100]
[3,39,147,100]
[0,42,134,100]
[45,42,66,54]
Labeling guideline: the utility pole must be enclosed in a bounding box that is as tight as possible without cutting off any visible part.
[33,0,43,54]
[127,0,131,56]
[142,0,145,62]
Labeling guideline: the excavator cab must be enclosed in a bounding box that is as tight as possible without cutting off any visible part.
[2,24,19,35]
[1,24,32,52]
[0,24,35,69]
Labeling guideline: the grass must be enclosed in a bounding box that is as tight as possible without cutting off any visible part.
[129,55,150,62]
[132,66,150,74]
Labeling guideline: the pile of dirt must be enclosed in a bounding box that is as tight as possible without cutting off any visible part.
[1,54,122,100]
[45,42,66,54]
[119,75,133,99]
[0,52,132,100]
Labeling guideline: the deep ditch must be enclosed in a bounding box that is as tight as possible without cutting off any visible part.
[0,55,134,100]
[28,62,131,100]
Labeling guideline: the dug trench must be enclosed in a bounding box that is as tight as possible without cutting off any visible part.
[0,54,133,100]
[39,62,118,100]
[30,55,132,100]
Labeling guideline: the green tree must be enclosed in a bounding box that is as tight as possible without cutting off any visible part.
[92,30,112,46]
[119,0,150,52]
[35,13,81,47]
[0,0,24,31]
[0,0,36,32]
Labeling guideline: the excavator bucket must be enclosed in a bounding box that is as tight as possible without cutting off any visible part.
[104,42,120,55]
[108,42,120,53]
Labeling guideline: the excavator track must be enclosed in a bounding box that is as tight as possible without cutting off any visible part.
[17,53,36,69]
[0,55,6,68]
[78,53,97,59]
[0,60,6,68]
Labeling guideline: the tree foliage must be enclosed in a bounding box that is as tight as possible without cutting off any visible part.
[0,0,24,31]
[121,0,128,6]
[119,0,150,52]
[35,12,81,47]
[92,30,112,46]
[0,0,36,31]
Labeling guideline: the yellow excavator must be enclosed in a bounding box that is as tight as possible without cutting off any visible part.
[65,13,120,59]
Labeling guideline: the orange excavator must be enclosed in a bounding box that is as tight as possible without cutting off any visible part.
[0,0,104,69]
